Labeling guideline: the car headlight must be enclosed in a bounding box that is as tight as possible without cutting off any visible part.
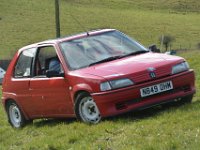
[100,82,112,91]
[172,62,189,74]
[100,78,134,91]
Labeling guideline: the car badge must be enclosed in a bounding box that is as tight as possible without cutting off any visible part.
[147,67,156,78]
[149,72,156,78]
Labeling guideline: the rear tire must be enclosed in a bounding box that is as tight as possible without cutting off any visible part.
[6,101,28,128]
[75,92,101,124]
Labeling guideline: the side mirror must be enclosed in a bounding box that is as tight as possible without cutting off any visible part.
[149,44,161,53]
[46,70,64,78]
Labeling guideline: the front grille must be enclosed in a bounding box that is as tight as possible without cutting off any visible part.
[115,85,191,110]
[131,65,171,84]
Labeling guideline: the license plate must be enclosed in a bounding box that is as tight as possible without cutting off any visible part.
[140,81,173,97]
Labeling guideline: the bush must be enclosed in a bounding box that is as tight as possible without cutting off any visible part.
[159,35,175,52]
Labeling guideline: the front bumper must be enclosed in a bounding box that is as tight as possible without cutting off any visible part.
[91,70,195,117]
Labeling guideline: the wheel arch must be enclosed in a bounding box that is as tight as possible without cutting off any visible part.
[5,98,16,111]
[4,98,29,120]
[73,90,90,103]
[72,83,94,103]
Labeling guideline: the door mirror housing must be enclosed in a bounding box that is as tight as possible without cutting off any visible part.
[46,70,64,78]
[149,44,160,53]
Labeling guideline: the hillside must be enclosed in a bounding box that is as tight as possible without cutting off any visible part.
[64,0,200,12]
[0,0,200,59]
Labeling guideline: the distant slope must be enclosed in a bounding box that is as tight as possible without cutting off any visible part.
[64,0,200,12]
[0,0,200,59]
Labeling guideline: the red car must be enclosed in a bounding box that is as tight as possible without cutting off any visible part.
[1,29,195,128]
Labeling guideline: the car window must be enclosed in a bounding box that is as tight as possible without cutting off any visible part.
[34,46,63,77]
[60,30,147,70]
[14,48,36,78]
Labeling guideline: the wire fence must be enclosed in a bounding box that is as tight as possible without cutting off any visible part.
[157,43,200,53]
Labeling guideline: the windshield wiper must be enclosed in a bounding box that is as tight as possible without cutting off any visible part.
[121,50,148,58]
[89,55,122,66]
[88,51,148,67]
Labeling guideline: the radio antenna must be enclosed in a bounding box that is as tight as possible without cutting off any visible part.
[67,13,89,36]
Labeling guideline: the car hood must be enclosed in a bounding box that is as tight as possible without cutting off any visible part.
[76,53,184,83]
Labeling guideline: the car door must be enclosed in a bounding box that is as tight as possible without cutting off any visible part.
[11,47,45,117]
[29,45,73,117]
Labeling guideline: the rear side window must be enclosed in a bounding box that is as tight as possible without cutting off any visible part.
[14,48,36,78]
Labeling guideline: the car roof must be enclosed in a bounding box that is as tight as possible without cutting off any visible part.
[19,29,116,51]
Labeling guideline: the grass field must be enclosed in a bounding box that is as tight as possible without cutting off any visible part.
[0,0,200,149]
[0,0,200,59]
[0,50,200,149]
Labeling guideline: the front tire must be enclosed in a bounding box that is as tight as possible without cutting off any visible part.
[75,93,101,124]
[6,101,27,128]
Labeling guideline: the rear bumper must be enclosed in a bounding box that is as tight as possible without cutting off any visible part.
[91,70,195,117]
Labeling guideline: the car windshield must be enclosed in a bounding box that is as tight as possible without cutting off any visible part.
[60,30,148,70]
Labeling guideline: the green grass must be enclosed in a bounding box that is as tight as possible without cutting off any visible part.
[0,0,200,59]
[0,51,200,149]
[1,0,200,149]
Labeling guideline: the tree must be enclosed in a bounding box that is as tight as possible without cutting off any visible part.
[159,35,175,52]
